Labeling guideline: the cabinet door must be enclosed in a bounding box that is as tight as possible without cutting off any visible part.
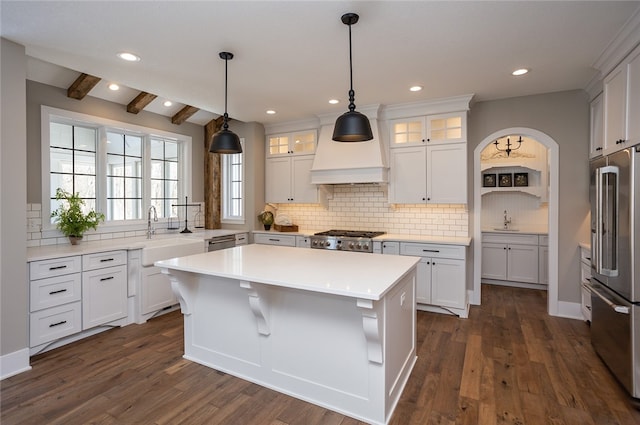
[507,244,539,283]
[265,156,292,203]
[603,64,627,152]
[82,265,127,329]
[590,93,604,158]
[426,143,466,204]
[389,146,427,203]
[415,258,431,304]
[291,155,317,203]
[291,131,317,155]
[538,246,549,285]
[267,134,291,157]
[141,266,177,315]
[626,45,640,146]
[390,118,425,147]
[426,113,465,144]
[481,242,507,280]
[382,241,400,255]
[431,258,466,309]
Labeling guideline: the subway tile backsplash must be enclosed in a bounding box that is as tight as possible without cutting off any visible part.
[273,184,469,237]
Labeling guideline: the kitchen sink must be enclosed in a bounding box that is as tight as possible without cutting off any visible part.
[492,228,520,232]
[136,237,205,266]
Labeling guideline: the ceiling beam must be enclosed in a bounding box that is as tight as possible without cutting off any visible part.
[67,73,101,100]
[171,105,200,125]
[127,92,157,114]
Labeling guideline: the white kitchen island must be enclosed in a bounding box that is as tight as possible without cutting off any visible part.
[155,244,420,425]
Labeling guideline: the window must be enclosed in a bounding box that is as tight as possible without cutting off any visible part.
[221,139,244,223]
[42,106,191,230]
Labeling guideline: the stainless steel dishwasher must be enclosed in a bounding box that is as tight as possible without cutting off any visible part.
[206,235,236,251]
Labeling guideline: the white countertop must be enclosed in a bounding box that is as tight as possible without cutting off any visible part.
[27,229,242,262]
[155,244,420,301]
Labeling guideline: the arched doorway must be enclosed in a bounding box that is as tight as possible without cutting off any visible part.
[472,127,560,315]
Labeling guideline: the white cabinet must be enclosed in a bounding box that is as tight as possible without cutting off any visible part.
[254,232,297,247]
[389,117,426,147]
[389,112,466,147]
[82,251,127,329]
[235,232,249,246]
[538,236,549,285]
[481,233,541,285]
[400,242,467,312]
[381,241,400,255]
[590,93,604,157]
[580,245,592,321]
[603,44,640,154]
[389,147,427,203]
[265,155,317,203]
[140,266,176,315]
[267,130,316,157]
[29,256,82,348]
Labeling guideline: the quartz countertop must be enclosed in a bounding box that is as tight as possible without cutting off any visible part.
[27,229,244,262]
[155,244,420,301]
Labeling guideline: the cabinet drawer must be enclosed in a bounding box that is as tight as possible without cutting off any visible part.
[482,233,539,245]
[539,235,549,246]
[83,250,127,271]
[400,242,465,260]
[30,273,81,312]
[30,301,82,347]
[254,233,296,247]
[30,256,81,280]
[235,233,249,245]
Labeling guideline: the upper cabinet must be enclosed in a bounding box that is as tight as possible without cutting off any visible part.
[267,130,317,157]
[603,43,640,155]
[389,111,467,204]
[590,93,604,158]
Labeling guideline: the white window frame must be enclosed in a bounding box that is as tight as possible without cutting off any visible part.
[41,106,192,235]
[221,138,245,224]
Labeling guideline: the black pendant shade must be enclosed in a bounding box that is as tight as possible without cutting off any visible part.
[209,51,242,154]
[333,12,373,142]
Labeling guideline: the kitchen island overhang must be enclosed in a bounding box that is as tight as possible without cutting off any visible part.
[156,244,420,425]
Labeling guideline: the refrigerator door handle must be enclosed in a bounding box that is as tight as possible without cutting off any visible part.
[600,165,619,277]
[585,282,630,314]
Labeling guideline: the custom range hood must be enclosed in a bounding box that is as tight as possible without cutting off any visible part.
[310,106,388,185]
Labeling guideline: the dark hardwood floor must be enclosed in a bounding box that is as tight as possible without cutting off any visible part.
[2,285,639,424]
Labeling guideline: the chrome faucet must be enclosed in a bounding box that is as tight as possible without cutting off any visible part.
[147,206,158,239]
[503,210,512,230]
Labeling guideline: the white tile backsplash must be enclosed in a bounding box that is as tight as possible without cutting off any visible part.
[273,184,469,237]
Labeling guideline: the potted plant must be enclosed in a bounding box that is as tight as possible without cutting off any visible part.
[50,188,105,245]
[257,210,274,231]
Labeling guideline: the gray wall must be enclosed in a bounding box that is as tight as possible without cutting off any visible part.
[1,38,28,358]
[468,90,591,303]
[26,80,206,204]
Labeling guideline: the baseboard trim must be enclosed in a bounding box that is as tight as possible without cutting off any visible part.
[1,348,31,380]
[556,301,585,321]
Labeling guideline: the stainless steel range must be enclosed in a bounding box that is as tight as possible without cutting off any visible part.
[310,230,385,253]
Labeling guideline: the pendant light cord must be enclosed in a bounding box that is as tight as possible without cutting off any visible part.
[223,56,229,130]
[348,22,355,112]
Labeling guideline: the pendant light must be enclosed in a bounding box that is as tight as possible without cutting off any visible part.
[209,51,242,154]
[332,12,373,142]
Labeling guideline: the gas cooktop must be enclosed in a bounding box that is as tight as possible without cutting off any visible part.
[310,230,385,252]
[313,230,385,238]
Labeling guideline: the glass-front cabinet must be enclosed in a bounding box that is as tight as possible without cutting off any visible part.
[267,130,316,157]
[426,112,465,144]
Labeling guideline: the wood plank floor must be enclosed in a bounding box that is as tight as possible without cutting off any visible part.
[2,285,639,424]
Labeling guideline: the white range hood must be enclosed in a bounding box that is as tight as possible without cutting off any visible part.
[310,107,388,185]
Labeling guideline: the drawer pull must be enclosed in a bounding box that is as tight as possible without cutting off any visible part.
[100,258,115,262]
[422,249,440,253]
[100,276,114,282]
[49,320,67,328]
[49,289,68,295]
[49,265,67,270]
[268,238,280,242]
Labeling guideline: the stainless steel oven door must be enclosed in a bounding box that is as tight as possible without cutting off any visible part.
[587,281,638,398]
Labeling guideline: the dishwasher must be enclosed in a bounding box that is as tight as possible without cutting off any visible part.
[206,234,237,252]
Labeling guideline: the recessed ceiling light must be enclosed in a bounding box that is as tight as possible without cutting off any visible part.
[409,85,423,92]
[163,100,173,107]
[329,99,340,104]
[117,52,140,62]
[512,68,529,76]
[266,110,276,115]
[108,83,119,91]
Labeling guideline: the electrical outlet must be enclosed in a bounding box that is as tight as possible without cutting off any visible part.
[400,292,406,306]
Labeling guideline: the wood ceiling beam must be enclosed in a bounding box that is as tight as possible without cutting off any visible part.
[67,73,101,100]
[171,105,199,125]
[126,92,157,114]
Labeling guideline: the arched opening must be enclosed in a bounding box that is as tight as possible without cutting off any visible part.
[473,127,560,315]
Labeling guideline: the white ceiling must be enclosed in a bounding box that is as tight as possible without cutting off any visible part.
[2,1,640,126]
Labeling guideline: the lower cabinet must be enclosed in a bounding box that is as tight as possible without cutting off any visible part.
[140,265,177,315]
[481,233,543,285]
[253,232,297,247]
[82,264,127,329]
[399,242,467,316]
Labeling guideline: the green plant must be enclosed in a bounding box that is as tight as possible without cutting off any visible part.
[50,188,105,238]
[257,210,274,225]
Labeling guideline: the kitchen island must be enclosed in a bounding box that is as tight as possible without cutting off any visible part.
[155,244,420,425]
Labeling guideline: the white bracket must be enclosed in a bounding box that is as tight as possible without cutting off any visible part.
[357,298,383,364]
[161,268,198,316]
[240,280,271,336]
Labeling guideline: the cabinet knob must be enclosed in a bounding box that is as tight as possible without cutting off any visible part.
[596,147,602,151]
[422,139,426,143]
[427,197,431,201]
[422,197,426,201]
[426,138,430,142]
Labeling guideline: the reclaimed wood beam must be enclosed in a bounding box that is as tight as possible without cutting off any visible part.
[126,92,157,114]
[204,116,225,229]
[171,105,200,125]
[67,73,101,100]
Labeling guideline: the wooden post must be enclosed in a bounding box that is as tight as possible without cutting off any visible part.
[204,116,225,229]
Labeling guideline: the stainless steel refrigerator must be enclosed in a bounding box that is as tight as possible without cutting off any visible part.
[589,145,640,400]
